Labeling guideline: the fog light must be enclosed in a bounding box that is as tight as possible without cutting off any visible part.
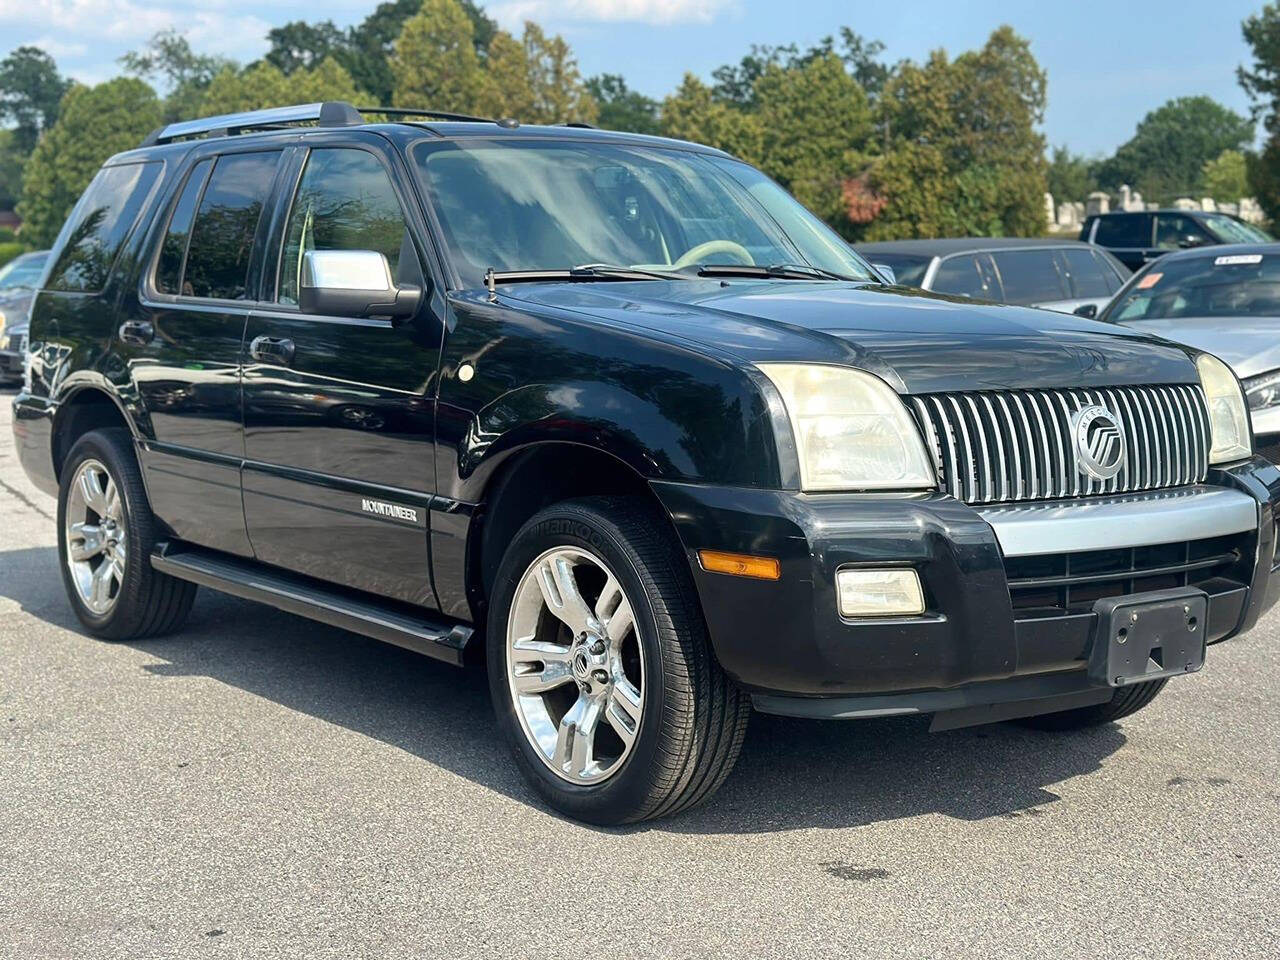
[836,569,924,618]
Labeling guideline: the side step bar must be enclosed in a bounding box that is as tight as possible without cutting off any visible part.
[151,543,473,666]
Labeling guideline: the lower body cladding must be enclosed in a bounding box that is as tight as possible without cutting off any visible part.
[652,456,1280,731]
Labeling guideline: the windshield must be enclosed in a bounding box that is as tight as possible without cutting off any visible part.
[1103,251,1280,322]
[1202,215,1271,244]
[0,252,48,290]
[410,140,876,288]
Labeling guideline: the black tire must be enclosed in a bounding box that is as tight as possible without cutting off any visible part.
[1014,678,1169,731]
[57,428,196,640]
[486,496,749,824]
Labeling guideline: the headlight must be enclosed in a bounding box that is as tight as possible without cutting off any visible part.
[0,309,6,336]
[1196,354,1252,464]
[757,363,937,491]
[1242,369,1280,412]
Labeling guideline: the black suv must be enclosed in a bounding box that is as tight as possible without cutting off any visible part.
[13,102,1280,824]
[1081,209,1271,271]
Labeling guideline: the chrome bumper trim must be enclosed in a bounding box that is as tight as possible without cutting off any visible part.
[979,485,1258,557]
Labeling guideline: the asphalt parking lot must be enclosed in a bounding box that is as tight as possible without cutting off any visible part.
[0,388,1277,959]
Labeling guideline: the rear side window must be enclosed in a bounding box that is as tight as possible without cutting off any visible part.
[46,161,162,293]
[932,255,989,298]
[181,151,280,300]
[1093,214,1151,247]
[155,159,212,295]
[991,250,1068,304]
[1060,248,1113,298]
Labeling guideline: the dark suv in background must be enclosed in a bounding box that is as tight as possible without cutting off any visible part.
[1082,209,1271,271]
[12,102,1280,824]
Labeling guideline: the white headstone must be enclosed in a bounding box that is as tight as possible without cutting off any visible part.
[1044,192,1055,229]
[1172,197,1198,210]
[1086,191,1110,216]
[1240,197,1266,224]
[1200,198,1217,212]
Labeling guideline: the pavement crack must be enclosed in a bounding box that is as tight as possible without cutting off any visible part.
[0,475,54,522]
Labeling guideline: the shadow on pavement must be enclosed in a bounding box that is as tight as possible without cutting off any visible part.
[0,543,1126,834]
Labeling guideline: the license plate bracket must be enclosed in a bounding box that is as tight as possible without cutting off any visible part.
[1089,588,1208,688]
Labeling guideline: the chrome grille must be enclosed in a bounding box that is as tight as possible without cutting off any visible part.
[911,385,1211,504]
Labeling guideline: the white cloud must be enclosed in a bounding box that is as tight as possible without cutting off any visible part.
[491,0,735,28]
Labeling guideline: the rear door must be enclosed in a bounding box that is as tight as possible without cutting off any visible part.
[132,148,284,556]
[240,135,443,607]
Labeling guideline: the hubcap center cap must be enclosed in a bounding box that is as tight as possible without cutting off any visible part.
[571,634,610,691]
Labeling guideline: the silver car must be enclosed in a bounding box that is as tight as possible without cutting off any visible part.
[1095,243,1280,461]
[854,237,1131,314]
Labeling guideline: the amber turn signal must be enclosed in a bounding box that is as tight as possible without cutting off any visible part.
[697,549,781,581]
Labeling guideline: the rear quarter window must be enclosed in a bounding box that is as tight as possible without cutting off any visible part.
[45,161,162,293]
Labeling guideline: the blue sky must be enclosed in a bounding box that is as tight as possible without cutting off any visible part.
[0,0,1266,156]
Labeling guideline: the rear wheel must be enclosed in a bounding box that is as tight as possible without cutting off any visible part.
[1015,679,1169,731]
[57,428,196,640]
[487,496,749,824]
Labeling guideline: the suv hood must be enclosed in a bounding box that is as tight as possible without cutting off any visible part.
[1119,316,1280,380]
[510,280,1197,394]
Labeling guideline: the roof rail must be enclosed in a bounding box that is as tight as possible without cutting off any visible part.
[359,105,497,124]
[141,101,364,147]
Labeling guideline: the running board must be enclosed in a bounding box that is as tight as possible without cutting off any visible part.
[151,543,472,666]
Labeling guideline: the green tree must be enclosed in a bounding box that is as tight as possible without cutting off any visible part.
[120,30,236,122]
[0,46,71,154]
[200,60,368,116]
[264,20,347,75]
[17,77,161,245]
[1045,145,1098,202]
[866,26,1048,239]
[1201,149,1250,201]
[754,54,873,230]
[660,74,762,163]
[0,129,24,210]
[390,0,488,113]
[1240,3,1280,218]
[1095,96,1252,201]
[520,22,597,124]
[585,74,660,134]
[482,30,535,119]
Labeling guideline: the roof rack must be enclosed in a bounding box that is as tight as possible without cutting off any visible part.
[358,105,498,124]
[141,101,364,147]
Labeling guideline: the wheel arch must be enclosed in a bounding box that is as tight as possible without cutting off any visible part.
[51,384,136,482]
[469,441,683,614]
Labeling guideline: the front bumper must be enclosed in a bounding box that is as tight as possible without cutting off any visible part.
[0,349,21,381]
[653,457,1280,718]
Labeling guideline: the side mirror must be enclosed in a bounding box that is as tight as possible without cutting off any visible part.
[871,263,897,285]
[1073,303,1098,319]
[1178,235,1207,249]
[299,250,422,321]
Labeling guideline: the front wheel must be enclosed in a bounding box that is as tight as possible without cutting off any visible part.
[487,497,748,824]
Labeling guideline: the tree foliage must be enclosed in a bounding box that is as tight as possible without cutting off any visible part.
[0,46,71,154]
[17,78,161,245]
[1046,145,1098,202]
[1241,4,1280,219]
[865,26,1048,239]
[584,74,660,135]
[390,0,489,114]
[120,30,236,122]
[660,74,763,163]
[200,59,368,117]
[1094,96,1252,201]
[1201,149,1250,201]
[266,0,497,105]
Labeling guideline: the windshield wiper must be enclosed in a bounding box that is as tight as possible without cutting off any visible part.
[694,262,861,282]
[483,264,682,295]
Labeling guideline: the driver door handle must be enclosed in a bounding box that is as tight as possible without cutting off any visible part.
[250,335,295,366]
[118,320,154,345]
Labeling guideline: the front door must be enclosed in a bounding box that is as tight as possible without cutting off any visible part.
[241,140,442,607]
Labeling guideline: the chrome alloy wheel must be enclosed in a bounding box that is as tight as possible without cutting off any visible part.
[506,547,645,785]
[64,458,126,616]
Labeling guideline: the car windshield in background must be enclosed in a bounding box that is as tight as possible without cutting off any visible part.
[863,254,931,287]
[411,140,876,288]
[0,253,48,290]
[1104,252,1280,321]
[1201,215,1271,244]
